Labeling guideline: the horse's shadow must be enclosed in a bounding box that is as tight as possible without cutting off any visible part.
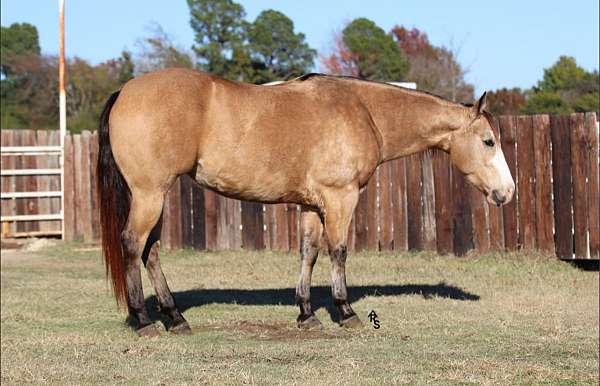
[144,282,479,327]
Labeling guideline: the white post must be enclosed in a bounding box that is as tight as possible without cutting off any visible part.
[59,0,66,239]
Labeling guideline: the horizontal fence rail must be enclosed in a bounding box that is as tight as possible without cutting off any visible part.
[1,112,598,259]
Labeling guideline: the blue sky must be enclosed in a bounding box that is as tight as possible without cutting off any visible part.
[1,0,598,96]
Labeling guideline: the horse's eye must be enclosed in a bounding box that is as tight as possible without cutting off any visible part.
[483,139,495,147]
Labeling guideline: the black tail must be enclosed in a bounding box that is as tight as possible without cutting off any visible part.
[97,90,130,307]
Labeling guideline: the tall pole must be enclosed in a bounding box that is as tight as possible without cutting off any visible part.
[59,0,66,239]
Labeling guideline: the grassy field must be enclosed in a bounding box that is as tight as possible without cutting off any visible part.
[1,242,598,385]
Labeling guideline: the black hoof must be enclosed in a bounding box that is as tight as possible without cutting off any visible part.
[340,315,363,329]
[169,321,192,335]
[297,314,323,329]
[136,323,160,337]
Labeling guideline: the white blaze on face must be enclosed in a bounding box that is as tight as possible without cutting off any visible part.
[490,147,515,198]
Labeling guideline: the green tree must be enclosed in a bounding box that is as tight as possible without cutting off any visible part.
[522,56,599,114]
[187,0,248,80]
[520,92,571,115]
[1,22,41,77]
[341,18,409,81]
[246,10,315,83]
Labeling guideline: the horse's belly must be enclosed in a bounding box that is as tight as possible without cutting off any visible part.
[194,156,305,204]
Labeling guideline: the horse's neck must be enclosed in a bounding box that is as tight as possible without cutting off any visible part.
[359,86,470,162]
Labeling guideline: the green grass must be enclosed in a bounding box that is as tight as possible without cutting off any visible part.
[1,243,598,385]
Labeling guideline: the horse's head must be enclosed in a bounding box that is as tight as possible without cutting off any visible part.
[448,92,515,206]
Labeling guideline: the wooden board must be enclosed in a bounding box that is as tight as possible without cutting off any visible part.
[421,152,437,250]
[63,135,76,241]
[406,153,423,250]
[570,114,589,258]
[191,184,206,250]
[432,151,453,255]
[584,113,599,259]
[366,170,379,250]
[550,115,573,259]
[80,131,93,242]
[354,188,368,251]
[391,159,407,251]
[470,185,490,253]
[88,133,100,241]
[379,164,393,250]
[532,115,555,252]
[241,201,264,250]
[451,165,473,256]
[516,116,536,250]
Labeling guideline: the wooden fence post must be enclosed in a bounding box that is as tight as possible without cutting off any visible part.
[406,154,423,250]
[241,201,264,250]
[516,116,536,250]
[379,163,393,251]
[550,115,574,259]
[585,113,599,259]
[570,113,589,258]
[532,115,555,252]
[432,151,453,255]
[391,159,408,251]
[421,152,436,250]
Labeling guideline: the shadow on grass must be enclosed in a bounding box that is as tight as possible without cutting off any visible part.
[144,282,479,326]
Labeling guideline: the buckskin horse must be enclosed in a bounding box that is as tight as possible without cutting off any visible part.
[97,68,515,337]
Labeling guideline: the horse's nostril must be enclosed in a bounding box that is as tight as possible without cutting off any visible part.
[491,190,506,206]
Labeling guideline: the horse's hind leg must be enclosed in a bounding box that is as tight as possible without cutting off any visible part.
[295,209,324,329]
[143,217,191,335]
[122,190,164,337]
[321,186,362,328]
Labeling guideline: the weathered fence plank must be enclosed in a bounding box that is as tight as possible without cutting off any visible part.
[89,133,100,240]
[406,153,423,250]
[532,115,554,252]
[80,131,93,242]
[1,131,16,235]
[391,159,407,251]
[180,175,194,247]
[516,116,536,250]
[379,163,393,250]
[191,183,206,250]
[23,131,39,233]
[63,135,75,241]
[570,114,589,258]
[451,165,473,256]
[432,151,453,254]
[366,171,378,250]
[354,188,368,251]
[421,152,436,250]
[550,115,573,259]
[241,201,264,250]
[470,185,490,253]
[585,113,599,259]
[288,204,300,252]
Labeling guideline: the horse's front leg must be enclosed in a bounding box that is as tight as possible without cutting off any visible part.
[295,209,323,328]
[322,186,362,328]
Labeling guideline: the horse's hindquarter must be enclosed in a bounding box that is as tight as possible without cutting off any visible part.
[197,80,380,205]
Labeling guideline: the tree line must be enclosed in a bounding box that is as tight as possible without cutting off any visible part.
[1,0,598,132]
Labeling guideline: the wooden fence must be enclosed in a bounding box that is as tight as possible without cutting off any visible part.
[1,112,598,259]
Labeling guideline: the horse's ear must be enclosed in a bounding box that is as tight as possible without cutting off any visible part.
[474,92,487,116]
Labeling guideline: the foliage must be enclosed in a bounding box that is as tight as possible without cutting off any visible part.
[521,56,599,114]
[187,0,247,80]
[187,0,315,83]
[134,24,194,74]
[391,26,474,103]
[321,18,409,82]
[0,22,41,77]
[486,88,527,116]
[246,10,315,83]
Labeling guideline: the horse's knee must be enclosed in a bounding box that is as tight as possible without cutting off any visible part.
[329,245,347,263]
